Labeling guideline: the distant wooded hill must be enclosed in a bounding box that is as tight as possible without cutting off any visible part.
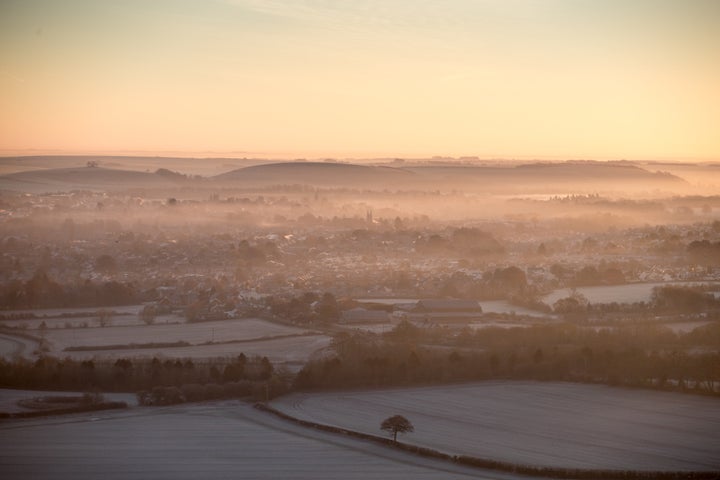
[0,157,687,194]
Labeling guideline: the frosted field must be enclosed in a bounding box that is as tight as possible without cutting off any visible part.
[358,298,547,317]
[0,316,331,363]
[479,300,549,317]
[39,317,315,352]
[0,402,524,480]
[42,318,310,350]
[61,334,332,364]
[542,282,720,306]
[272,381,720,471]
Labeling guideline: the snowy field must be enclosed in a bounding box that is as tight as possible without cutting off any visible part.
[272,381,720,471]
[0,401,525,480]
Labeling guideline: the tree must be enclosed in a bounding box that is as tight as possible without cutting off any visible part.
[380,414,414,442]
[140,304,157,325]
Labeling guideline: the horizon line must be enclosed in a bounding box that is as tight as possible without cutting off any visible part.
[0,149,718,164]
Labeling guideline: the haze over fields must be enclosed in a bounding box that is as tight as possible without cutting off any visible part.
[1,1,720,479]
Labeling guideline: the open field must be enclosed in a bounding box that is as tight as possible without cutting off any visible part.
[59,333,332,364]
[272,381,720,471]
[0,316,331,364]
[40,318,314,352]
[542,282,720,306]
[0,401,523,480]
[358,299,550,317]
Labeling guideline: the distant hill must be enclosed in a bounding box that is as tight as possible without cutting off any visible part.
[0,158,691,195]
[405,162,687,193]
[0,166,185,193]
[0,155,268,176]
[214,162,415,187]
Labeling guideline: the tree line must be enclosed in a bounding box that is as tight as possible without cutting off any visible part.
[294,322,720,395]
[0,353,290,403]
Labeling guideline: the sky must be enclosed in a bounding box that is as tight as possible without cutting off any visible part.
[1,0,719,160]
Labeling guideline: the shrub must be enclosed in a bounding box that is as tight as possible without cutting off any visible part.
[181,383,205,402]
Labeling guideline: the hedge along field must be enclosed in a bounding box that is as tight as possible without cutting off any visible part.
[271,381,720,472]
[0,402,517,480]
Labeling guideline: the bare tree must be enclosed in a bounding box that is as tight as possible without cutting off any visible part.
[380,415,414,442]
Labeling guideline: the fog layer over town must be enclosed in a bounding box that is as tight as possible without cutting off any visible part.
[1,156,719,479]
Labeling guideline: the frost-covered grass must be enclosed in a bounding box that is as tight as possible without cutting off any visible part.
[1,316,331,363]
[0,402,513,480]
[357,298,549,317]
[272,381,720,471]
[41,317,312,353]
[59,333,332,363]
[542,281,720,306]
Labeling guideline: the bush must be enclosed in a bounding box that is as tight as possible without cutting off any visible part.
[223,380,253,398]
[181,383,205,402]
[149,385,184,405]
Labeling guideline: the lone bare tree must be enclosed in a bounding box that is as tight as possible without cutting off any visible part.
[380,414,414,442]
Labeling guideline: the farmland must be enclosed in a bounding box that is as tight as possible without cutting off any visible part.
[272,381,720,472]
[0,314,331,364]
[56,333,332,364]
[41,317,316,352]
[0,400,520,480]
[542,282,720,306]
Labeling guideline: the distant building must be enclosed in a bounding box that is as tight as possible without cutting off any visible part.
[414,299,483,313]
[408,299,483,325]
[340,308,391,324]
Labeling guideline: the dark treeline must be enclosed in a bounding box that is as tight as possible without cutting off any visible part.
[294,322,720,394]
[0,270,140,309]
[0,353,289,403]
[688,239,720,265]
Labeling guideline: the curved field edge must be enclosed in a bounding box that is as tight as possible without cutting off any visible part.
[255,403,719,480]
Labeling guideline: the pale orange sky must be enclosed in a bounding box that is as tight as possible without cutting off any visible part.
[1,0,719,160]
